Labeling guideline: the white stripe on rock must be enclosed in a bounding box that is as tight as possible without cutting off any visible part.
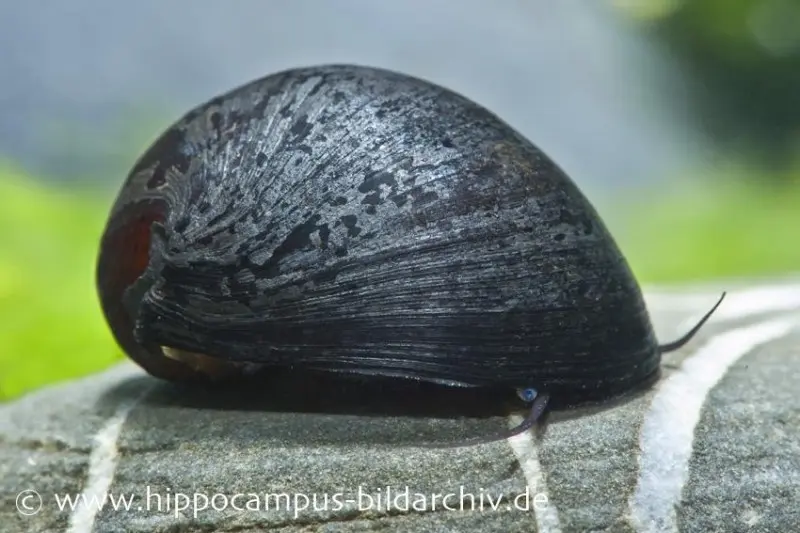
[507,414,562,533]
[629,317,797,533]
[66,387,151,533]
[675,285,800,332]
[646,285,800,325]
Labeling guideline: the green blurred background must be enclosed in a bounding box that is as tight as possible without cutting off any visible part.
[1,0,798,401]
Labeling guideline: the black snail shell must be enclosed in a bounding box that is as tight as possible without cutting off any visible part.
[96,64,724,442]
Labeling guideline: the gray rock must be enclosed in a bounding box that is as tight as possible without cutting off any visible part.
[2,281,799,532]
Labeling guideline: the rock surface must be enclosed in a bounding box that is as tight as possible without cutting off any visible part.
[1,280,799,533]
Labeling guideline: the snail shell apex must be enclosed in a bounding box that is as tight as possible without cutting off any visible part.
[98,64,672,408]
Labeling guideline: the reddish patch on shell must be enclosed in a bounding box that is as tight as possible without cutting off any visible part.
[96,201,199,381]
[123,212,158,286]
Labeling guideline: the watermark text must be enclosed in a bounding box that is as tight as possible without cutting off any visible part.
[16,485,549,519]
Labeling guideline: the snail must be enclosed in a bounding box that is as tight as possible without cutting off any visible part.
[96,64,724,445]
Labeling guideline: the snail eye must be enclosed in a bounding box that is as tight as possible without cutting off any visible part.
[516,387,538,403]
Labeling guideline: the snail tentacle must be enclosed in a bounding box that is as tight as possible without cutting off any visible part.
[420,390,550,448]
[658,292,726,353]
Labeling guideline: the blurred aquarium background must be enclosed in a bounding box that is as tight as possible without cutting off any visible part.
[1,0,798,400]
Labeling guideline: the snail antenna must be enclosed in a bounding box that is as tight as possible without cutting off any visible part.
[502,391,550,439]
[659,292,726,353]
[420,392,550,448]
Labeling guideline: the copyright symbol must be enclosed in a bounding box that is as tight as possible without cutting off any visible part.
[16,489,42,516]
